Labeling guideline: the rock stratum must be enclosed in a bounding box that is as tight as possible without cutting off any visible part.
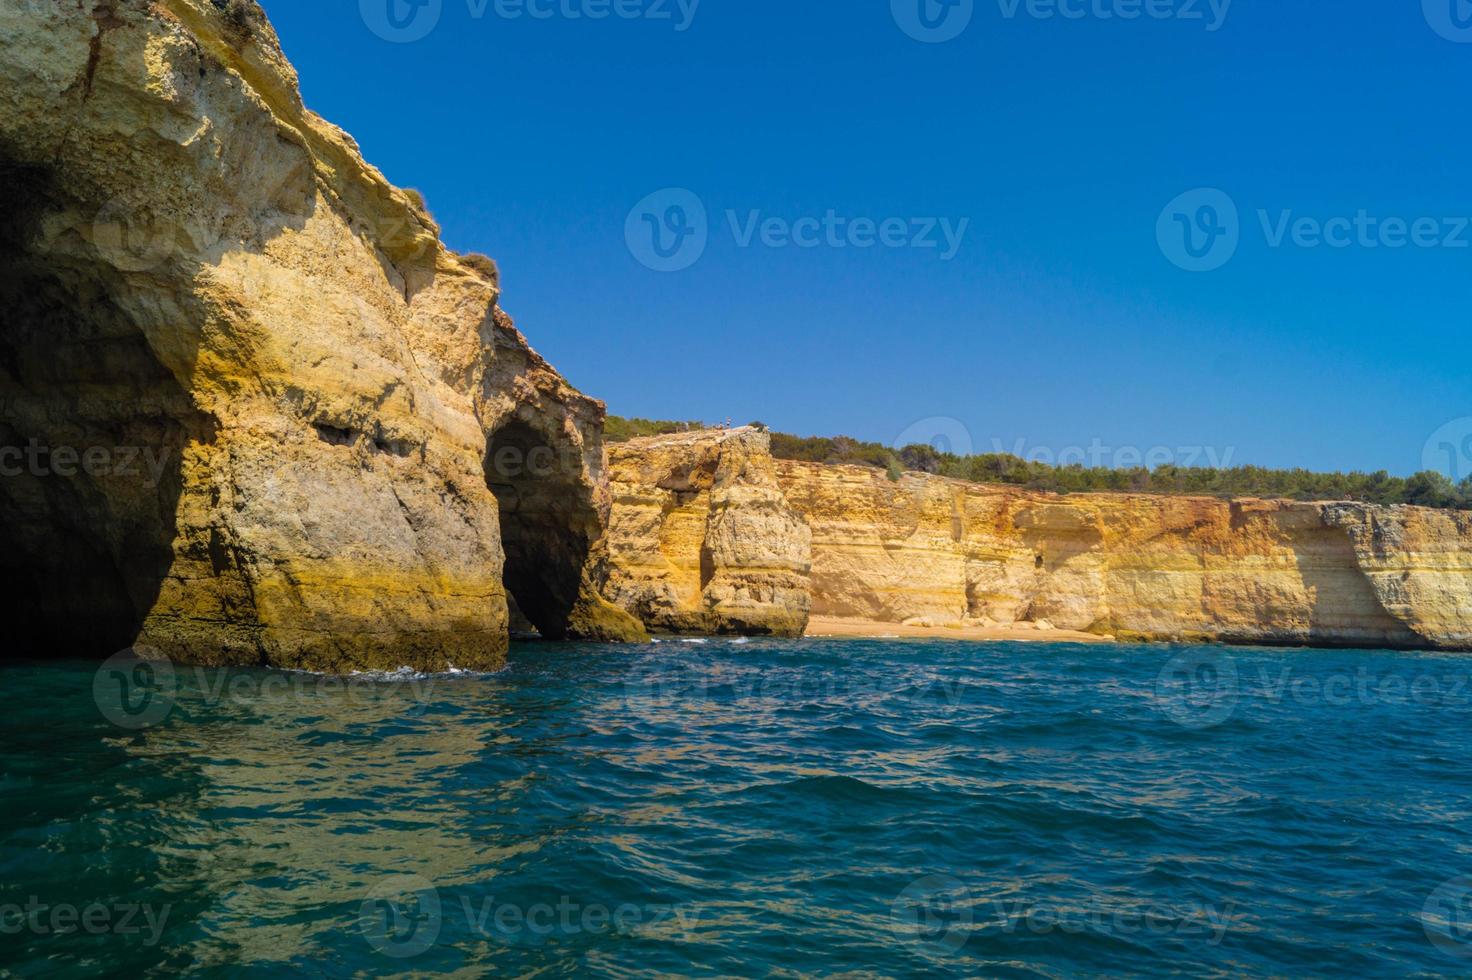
[602,428,811,636]
[4,1,1469,669]
[0,0,643,671]
[597,431,1472,650]
[771,459,1472,651]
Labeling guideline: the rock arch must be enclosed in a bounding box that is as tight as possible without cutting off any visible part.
[484,419,600,640]
[0,162,203,658]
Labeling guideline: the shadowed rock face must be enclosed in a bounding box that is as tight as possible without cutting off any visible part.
[0,0,639,669]
[0,162,205,657]
[486,420,595,640]
[485,417,645,642]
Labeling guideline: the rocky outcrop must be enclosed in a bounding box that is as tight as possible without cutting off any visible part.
[596,434,1472,650]
[775,460,1472,650]
[602,428,811,635]
[0,0,640,671]
[5,2,1466,668]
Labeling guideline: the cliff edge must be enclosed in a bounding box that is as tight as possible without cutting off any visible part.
[3,1,1466,667]
[0,0,641,670]
[775,459,1472,651]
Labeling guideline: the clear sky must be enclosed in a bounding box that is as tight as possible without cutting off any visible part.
[260,0,1471,476]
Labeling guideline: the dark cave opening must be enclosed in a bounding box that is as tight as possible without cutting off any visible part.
[0,163,199,659]
[484,420,596,641]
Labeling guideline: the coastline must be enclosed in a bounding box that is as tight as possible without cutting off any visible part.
[804,616,1112,645]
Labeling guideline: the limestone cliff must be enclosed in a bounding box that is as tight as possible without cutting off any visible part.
[0,0,641,670]
[602,428,811,636]
[775,459,1472,651]
[5,1,1466,668]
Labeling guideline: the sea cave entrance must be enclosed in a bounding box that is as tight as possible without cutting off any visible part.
[484,419,597,640]
[0,163,197,659]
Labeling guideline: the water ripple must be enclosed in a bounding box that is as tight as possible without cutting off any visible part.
[3,640,1472,976]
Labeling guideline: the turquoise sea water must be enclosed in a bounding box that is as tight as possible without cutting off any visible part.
[4,638,1472,976]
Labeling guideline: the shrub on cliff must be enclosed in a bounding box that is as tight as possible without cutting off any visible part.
[402,188,432,219]
[605,416,707,442]
[459,252,500,286]
[898,443,943,474]
[1403,471,1465,510]
[611,418,1472,510]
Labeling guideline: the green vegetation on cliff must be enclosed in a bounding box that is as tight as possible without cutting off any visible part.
[607,418,1472,510]
[603,417,709,442]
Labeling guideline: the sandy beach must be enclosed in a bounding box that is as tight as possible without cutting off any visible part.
[804,616,1112,644]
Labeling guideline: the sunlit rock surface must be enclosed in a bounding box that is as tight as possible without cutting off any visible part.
[3,0,1466,669]
[0,0,640,670]
[603,428,812,636]
[775,460,1472,650]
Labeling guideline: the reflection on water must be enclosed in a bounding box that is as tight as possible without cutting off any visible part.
[4,638,1472,976]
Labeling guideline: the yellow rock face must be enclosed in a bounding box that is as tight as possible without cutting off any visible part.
[602,429,812,636]
[6,1,1465,666]
[775,460,1472,650]
[0,0,639,670]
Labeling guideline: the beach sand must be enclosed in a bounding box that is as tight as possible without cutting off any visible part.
[804,616,1112,645]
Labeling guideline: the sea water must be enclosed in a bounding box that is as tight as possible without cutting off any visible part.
[3,638,1472,976]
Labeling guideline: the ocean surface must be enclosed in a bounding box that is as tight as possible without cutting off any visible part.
[3,638,1472,977]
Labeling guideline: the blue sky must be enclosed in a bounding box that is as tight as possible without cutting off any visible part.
[260,0,1471,476]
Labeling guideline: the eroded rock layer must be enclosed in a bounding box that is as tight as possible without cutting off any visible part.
[0,0,640,670]
[775,459,1472,650]
[7,1,1468,666]
[602,428,812,636]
